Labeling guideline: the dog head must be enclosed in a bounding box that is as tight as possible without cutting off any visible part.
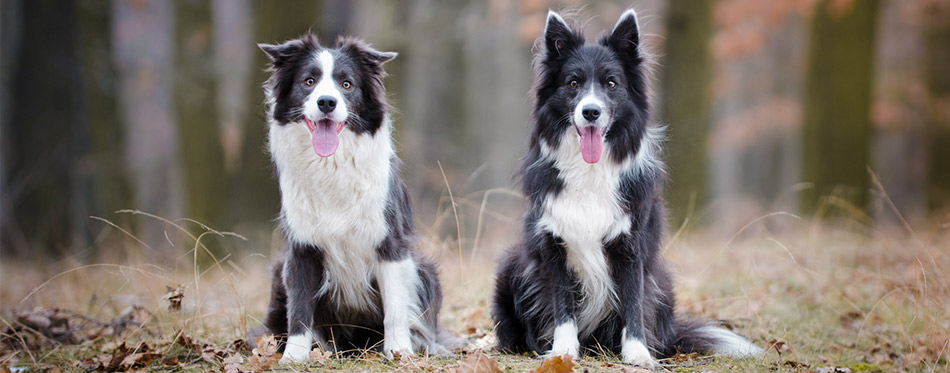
[260,35,396,157]
[533,10,650,164]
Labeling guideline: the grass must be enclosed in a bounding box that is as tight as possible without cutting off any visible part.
[1,198,948,372]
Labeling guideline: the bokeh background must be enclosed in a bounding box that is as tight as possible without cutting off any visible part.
[1,0,948,262]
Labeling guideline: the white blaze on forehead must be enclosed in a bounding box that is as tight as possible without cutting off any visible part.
[304,49,348,124]
[573,85,608,128]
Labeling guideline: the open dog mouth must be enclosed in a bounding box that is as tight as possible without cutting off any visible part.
[575,125,604,164]
[304,117,345,157]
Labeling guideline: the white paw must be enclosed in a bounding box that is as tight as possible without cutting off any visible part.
[280,334,312,363]
[621,338,655,368]
[545,321,580,360]
[383,334,413,360]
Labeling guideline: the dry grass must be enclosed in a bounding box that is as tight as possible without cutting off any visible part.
[1,196,948,371]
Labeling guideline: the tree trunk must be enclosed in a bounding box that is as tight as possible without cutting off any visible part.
[801,0,880,216]
[174,0,228,228]
[230,1,321,229]
[661,0,713,227]
[3,1,85,255]
[923,2,950,214]
[77,0,133,240]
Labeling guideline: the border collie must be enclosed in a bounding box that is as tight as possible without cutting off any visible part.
[258,34,445,363]
[491,10,763,367]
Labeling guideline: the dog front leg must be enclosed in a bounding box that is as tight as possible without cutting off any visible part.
[542,234,580,360]
[280,245,326,363]
[610,235,654,368]
[377,257,419,358]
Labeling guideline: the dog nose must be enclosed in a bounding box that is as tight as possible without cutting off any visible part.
[317,96,337,113]
[582,105,601,122]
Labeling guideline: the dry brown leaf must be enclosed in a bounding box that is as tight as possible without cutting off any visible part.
[455,352,501,373]
[535,354,574,373]
[767,339,791,355]
[671,352,698,362]
[309,347,333,365]
[119,352,162,369]
[248,334,281,372]
[164,285,184,312]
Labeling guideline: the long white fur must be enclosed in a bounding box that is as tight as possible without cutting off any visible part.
[535,126,663,338]
[377,257,423,357]
[698,326,765,357]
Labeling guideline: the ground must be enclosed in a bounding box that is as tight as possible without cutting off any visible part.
[1,208,948,372]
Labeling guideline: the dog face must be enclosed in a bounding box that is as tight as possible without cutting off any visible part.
[260,35,396,157]
[534,10,649,164]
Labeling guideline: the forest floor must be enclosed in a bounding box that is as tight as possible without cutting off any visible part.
[1,210,948,372]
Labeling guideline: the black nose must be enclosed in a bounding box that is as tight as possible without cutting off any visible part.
[582,105,601,122]
[317,96,337,113]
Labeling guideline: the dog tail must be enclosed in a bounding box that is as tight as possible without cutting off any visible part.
[669,318,763,358]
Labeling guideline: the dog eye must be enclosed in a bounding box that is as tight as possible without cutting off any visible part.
[305,78,315,86]
[569,80,578,88]
[606,80,616,89]
[342,81,352,89]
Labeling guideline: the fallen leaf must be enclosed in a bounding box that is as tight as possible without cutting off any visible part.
[536,354,574,373]
[767,339,790,355]
[455,352,501,373]
[784,360,809,368]
[120,352,162,369]
[248,334,281,372]
[164,285,184,312]
[671,352,698,362]
[309,347,333,365]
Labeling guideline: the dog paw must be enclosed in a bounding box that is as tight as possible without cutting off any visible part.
[621,339,655,368]
[280,343,311,363]
[384,337,414,360]
[280,334,312,364]
[544,339,579,360]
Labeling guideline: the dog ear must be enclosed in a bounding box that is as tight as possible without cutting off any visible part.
[259,38,306,65]
[604,9,641,58]
[366,49,397,66]
[544,10,582,58]
[337,37,397,69]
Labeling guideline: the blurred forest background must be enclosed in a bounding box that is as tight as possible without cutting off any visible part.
[1,0,949,263]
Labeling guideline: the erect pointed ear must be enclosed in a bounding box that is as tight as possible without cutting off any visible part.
[544,10,583,58]
[258,38,306,65]
[366,49,397,65]
[604,8,641,57]
[337,37,397,68]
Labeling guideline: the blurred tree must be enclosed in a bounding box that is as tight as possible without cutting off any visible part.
[2,1,85,255]
[661,0,714,227]
[174,0,228,229]
[923,1,950,213]
[230,1,321,229]
[77,0,133,238]
[801,0,880,215]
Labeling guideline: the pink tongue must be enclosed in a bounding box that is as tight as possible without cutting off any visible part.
[579,126,604,164]
[311,120,340,157]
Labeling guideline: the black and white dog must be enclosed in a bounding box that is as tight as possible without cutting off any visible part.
[492,10,762,367]
[259,34,445,363]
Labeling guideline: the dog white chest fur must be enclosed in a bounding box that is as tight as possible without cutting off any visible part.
[537,131,628,336]
[536,126,663,362]
[270,119,394,313]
